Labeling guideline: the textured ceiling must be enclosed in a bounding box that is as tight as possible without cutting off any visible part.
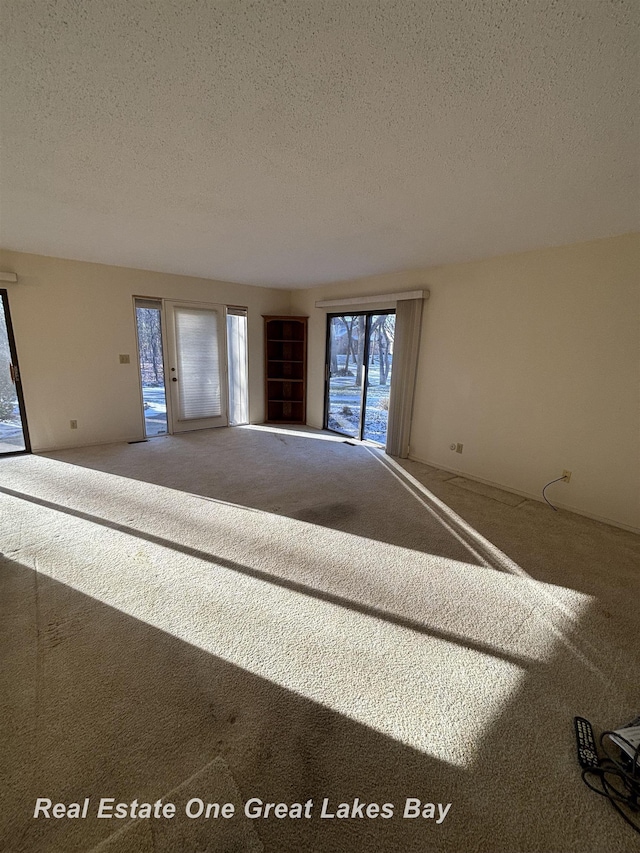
[0,1,638,288]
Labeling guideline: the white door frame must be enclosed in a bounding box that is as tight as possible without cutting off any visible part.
[163,299,229,433]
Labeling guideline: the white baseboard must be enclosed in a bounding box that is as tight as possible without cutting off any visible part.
[34,436,144,454]
[406,453,640,535]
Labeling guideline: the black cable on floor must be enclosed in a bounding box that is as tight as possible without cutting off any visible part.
[542,475,566,511]
[581,731,640,835]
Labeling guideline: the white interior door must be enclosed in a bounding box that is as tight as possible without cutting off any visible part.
[164,300,228,433]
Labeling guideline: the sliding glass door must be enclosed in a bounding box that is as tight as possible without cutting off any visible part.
[325,311,395,444]
[0,290,30,455]
[326,314,364,439]
[362,313,395,442]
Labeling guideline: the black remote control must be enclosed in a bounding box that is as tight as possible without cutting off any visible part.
[575,717,600,769]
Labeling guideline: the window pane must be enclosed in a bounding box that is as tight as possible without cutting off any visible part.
[0,297,26,453]
[134,301,167,437]
[326,315,364,439]
[362,314,395,443]
[227,311,249,425]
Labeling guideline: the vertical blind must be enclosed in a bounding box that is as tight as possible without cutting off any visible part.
[174,306,222,420]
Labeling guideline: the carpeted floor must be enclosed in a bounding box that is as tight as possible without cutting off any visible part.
[1,425,638,852]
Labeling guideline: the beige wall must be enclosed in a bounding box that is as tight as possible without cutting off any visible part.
[0,250,290,451]
[291,233,640,531]
[2,236,638,530]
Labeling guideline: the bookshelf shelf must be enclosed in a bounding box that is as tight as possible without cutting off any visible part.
[263,316,308,425]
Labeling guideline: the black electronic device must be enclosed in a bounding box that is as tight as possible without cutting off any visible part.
[576,713,640,835]
[574,716,600,770]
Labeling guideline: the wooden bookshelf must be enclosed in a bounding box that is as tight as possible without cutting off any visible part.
[263,315,308,424]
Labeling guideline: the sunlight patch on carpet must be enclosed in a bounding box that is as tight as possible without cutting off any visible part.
[241,424,346,442]
[0,452,597,769]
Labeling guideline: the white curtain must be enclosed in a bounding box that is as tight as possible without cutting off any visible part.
[386,298,423,458]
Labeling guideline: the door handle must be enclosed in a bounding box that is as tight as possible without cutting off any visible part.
[9,363,15,384]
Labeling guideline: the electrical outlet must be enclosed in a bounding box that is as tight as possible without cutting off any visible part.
[562,470,572,482]
[70,420,78,429]
[119,354,130,364]
[456,443,463,454]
